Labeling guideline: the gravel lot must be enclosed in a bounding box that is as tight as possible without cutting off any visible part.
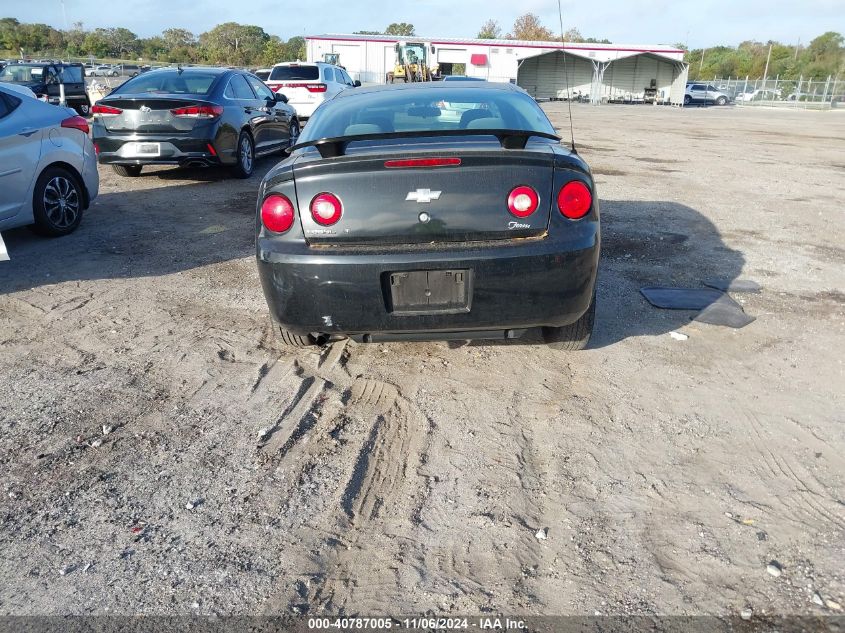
[1,103,843,618]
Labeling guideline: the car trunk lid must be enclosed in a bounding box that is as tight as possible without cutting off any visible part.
[95,96,218,134]
[293,142,555,245]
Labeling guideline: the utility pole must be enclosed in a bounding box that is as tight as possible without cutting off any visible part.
[762,43,772,88]
[699,48,706,78]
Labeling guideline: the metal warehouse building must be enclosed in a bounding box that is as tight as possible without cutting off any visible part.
[306,34,689,105]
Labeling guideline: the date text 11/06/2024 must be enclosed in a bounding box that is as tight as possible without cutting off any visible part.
[307,617,527,630]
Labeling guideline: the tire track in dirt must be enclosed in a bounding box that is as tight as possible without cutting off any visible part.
[745,410,845,531]
[310,379,434,613]
[260,376,328,456]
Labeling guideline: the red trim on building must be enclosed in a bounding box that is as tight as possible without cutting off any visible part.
[305,35,685,55]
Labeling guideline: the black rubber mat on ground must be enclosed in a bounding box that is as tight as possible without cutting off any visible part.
[640,286,756,328]
[693,294,756,328]
[703,279,762,293]
[640,287,725,310]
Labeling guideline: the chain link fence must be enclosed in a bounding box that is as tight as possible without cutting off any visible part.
[704,75,843,109]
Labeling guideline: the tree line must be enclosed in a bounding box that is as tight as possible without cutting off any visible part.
[684,32,844,80]
[0,18,305,67]
[2,14,842,80]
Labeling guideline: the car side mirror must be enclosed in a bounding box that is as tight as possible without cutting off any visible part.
[274,93,288,103]
[353,80,361,87]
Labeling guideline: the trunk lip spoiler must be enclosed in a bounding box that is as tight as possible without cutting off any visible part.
[289,129,561,159]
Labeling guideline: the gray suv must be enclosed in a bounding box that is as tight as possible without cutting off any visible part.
[684,83,730,106]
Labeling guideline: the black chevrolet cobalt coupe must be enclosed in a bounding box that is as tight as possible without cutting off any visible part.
[92,67,299,178]
[256,82,599,349]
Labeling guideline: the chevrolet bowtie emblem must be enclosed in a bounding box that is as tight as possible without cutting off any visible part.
[406,188,442,203]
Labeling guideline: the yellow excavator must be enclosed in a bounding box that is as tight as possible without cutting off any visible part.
[386,41,440,83]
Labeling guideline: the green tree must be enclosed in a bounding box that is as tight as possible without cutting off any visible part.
[64,21,87,56]
[284,36,306,61]
[81,30,110,58]
[140,36,168,60]
[0,17,21,50]
[384,22,415,36]
[477,20,501,39]
[199,22,269,65]
[799,31,844,78]
[261,36,286,66]
[97,27,139,58]
[162,28,195,51]
[564,28,583,43]
[508,13,552,41]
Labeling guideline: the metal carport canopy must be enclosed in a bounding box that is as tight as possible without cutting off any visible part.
[517,48,689,105]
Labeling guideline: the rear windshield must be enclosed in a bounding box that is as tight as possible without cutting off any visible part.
[113,71,218,95]
[59,66,83,83]
[255,70,270,81]
[298,87,557,142]
[270,65,319,81]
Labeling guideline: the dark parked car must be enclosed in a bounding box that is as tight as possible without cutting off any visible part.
[256,82,600,348]
[91,67,300,178]
[0,61,91,115]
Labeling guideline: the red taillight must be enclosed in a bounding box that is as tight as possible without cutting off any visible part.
[261,194,295,233]
[557,181,592,219]
[310,193,342,226]
[272,82,327,93]
[60,115,89,135]
[385,158,461,169]
[170,105,224,119]
[507,185,539,218]
[93,142,100,155]
[91,104,122,116]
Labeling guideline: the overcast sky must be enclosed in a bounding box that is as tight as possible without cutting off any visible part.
[7,0,844,48]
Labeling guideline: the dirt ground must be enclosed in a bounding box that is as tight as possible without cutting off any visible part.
[0,103,843,618]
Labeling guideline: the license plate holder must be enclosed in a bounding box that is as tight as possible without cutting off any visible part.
[133,142,160,157]
[388,269,471,315]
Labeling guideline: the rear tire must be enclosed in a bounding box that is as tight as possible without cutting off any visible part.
[542,295,596,351]
[289,118,301,146]
[232,131,254,179]
[716,96,727,106]
[112,165,142,177]
[683,94,692,105]
[31,166,84,237]
[277,326,319,348]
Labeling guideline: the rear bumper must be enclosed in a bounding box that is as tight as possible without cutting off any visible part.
[288,101,319,119]
[257,231,599,337]
[94,134,225,168]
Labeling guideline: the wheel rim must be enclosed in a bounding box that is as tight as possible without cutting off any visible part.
[43,176,80,229]
[241,136,253,172]
[291,122,300,142]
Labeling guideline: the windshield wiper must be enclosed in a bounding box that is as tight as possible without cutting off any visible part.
[289,128,561,158]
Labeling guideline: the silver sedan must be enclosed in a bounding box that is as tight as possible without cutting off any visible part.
[0,84,99,236]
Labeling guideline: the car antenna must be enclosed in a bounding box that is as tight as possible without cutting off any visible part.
[557,0,577,154]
